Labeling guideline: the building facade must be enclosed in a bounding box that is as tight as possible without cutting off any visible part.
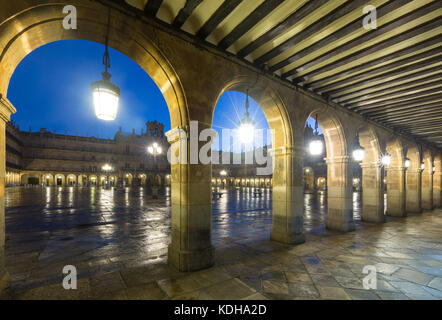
[6,120,333,190]
[5,121,171,187]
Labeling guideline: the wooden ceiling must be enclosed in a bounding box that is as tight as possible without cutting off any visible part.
[123,0,442,149]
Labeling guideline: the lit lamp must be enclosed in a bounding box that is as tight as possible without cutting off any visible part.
[404,157,411,168]
[421,162,425,170]
[309,114,323,156]
[238,89,255,144]
[91,9,120,121]
[381,153,391,167]
[220,170,227,176]
[352,133,365,162]
[148,142,162,155]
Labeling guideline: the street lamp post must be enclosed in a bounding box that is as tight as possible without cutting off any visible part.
[148,143,162,199]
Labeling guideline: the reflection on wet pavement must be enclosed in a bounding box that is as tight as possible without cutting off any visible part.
[4,186,442,300]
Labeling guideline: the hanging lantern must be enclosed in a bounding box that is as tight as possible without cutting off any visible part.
[421,162,425,170]
[309,114,323,156]
[352,134,365,162]
[381,153,391,166]
[91,8,120,121]
[238,89,255,143]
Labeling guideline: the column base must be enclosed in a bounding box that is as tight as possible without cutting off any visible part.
[168,244,215,272]
[361,212,385,223]
[326,218,355,232]
[0,269,11,299]
[270,230,305,245]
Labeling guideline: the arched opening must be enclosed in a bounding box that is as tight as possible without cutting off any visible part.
[405,144,422,213]
[386,138,406,217]
[211,89,273,243]
[211,78,303,245]
[421,149,434,210]
[303,110,354,232]
[358,127,385,223]
[0,2,186,289]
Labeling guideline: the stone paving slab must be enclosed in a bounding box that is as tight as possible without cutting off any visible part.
[3,186,442,300]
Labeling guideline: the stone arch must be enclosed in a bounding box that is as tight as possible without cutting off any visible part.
[421,148,434,210]
[89,175,98,186]
[0,0,188,129]
[55,174,65,186]
[386,138,405,169]
[212,77,293,150]
[434,153,442,208]
[405,142,422,213]
[66,174,77,186]
[358,126,385,223]
[212,77,304,245]
[386,138,406,217]
[43,173,54,186]
[302,108,353,232]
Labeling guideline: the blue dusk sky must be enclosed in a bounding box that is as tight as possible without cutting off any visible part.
[7,40,318,151]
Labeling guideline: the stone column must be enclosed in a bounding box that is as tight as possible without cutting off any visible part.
[326,156,355,232]
[406,168,422,213]
[0,97,15,297]
[166,127,214,272]
[434,157,441,208]
[421,164,433,210]
[386,166,406,217]
[270,146,305,244]
[361,163,385,223]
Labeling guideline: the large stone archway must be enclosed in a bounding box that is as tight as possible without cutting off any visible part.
[0,0,190,293]
[303,108,353,232]
[212,77,304,245]
[386,138,406,217]
[405,143,422,214]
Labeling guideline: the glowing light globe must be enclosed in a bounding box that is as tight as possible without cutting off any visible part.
[352,148,365,162]
[239,123,255,143]
[309,138,323,156]
[91,72,120,121]
[381,154,391,166]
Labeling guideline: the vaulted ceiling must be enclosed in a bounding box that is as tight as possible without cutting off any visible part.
[123,0,442,149]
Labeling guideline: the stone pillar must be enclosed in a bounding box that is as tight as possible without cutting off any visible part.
[0,97,15,297]
[361,163,385,223]
[326,156,355,232]
[421,164,433,211]
[434,157,442,208]
[406,168,422,213]
[270,146,305,244]
[166,127,214,272]
[386,166,406,217]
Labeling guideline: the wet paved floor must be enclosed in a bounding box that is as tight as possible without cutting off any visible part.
[3,186,442,300]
